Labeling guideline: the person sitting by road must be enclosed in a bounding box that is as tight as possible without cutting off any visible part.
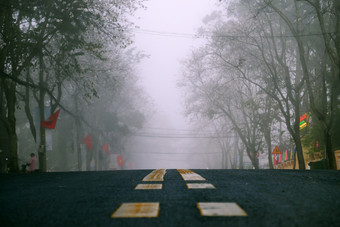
[26,153,37,172]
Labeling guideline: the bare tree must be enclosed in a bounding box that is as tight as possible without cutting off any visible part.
[264,0,340,169]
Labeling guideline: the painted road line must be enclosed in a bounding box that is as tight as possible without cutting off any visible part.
[135,184,163,190]
[187,183,215,189]
[177,169,206,181]
[197,202,248,217]
[111,202,160,218]
[142,169,167,181]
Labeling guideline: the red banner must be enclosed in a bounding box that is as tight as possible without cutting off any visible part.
[41,109,60,129]
[103,142,110,155]
[84,134,93,151]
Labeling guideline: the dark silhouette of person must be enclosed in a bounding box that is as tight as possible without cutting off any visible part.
[27,153,37,172]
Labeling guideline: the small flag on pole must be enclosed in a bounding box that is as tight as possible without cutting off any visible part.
[41,109,60,129]
[84,134,93,151]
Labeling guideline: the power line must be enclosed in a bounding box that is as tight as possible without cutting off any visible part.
[134,29,195,39]
[139,126,215,133]
[134,28,335,39]
[135,132,220,136]
[126,151,221,155]
[131,133,238,139]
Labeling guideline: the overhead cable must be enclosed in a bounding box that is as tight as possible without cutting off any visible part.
[134,28,335,39]
[126,151,221,155]
[139,126,215,133]
[131,133,238,139]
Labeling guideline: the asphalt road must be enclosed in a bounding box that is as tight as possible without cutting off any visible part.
[1,169,340,226]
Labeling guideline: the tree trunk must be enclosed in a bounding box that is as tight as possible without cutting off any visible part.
[1,9,19,172]
[86,148,92,171]
[74,95,82,171]
[224,149,229,169]
[238,145,244,169]
[324,129,336,169]
[231,139,237,169]
[264,130,273,169]
[38,54,47,172]
[249,148,259,169]
[333,0,340,78]
[5,82,18,172]
[293,133,305,170]
[293,79,305,170]
[293,147,297,169]
[292,99,305,170]
[24,69,37,142]
[221,143,225,169]
[226,147,232,169]
[8,129,18,172]
[76,120,82,171]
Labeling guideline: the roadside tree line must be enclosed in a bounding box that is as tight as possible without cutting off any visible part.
[0,0,148,172]
[180,0,340,169]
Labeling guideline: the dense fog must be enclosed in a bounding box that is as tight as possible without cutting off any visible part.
[1,0,339,172]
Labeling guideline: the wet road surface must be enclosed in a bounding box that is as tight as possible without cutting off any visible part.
[1,169,340,226]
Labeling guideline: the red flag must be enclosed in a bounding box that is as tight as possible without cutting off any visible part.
[279,152,282,163]
[84,134,93,151]
[117,155,123,167]
[103,142,110,155]
[41,109,60,129]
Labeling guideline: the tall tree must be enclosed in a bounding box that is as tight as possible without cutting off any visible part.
[264,0,340,169]
[213,0,315,169]
[0,0,146,172]
[180,45,268,169]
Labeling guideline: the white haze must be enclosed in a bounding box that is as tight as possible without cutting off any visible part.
[127,0,218,169]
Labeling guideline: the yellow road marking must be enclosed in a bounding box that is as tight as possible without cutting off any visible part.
[187,183,215,189]
[197,202,248,217]
[135,184,163,190]
[142,169,167,181]
[177,169,206,181]
[111,202,160,218]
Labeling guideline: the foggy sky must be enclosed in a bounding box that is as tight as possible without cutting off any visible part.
[133,0,216,129]
[128,0,218,169]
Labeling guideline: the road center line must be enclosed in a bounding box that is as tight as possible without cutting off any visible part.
[142,169,167,181]
[177,169,206,181]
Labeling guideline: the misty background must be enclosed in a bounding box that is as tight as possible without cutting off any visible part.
[127,0,220,169]
[2,0,339,172]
